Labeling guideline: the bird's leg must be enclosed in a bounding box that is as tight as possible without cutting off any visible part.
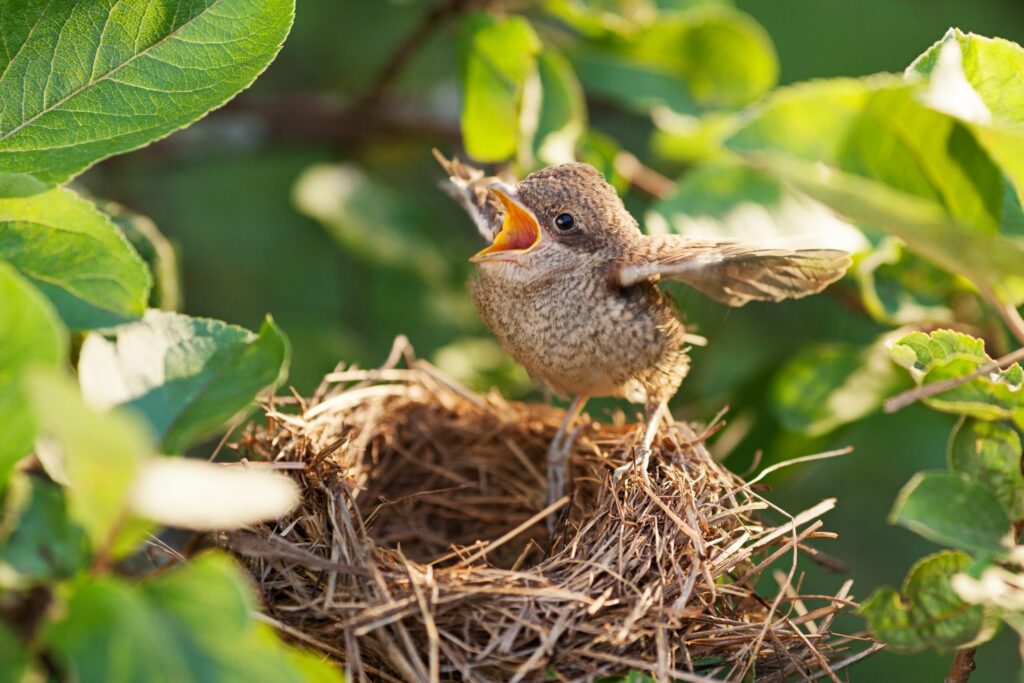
[546,395,588,510]
[613,400,668,484]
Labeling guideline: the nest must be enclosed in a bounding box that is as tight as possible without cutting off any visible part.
[225,338,876,682]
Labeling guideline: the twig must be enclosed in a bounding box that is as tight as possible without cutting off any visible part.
[884,345,1024,413]
[979,283,1024,346]
[945,648,977,683]
[350,0,482,112]
[614,151,676,199]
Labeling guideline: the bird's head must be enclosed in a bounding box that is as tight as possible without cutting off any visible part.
[470,163,640,271]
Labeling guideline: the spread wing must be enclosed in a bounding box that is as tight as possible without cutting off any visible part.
[433,149,508,242]
[616,235,851,306]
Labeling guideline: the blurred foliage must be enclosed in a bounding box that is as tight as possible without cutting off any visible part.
[3,0,1024,680]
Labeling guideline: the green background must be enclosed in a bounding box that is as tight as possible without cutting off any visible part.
[79,1,1024,680]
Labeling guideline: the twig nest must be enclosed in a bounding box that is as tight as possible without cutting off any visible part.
[227,340,871,682]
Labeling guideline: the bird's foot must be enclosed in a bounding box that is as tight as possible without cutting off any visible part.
[612,446,653,487]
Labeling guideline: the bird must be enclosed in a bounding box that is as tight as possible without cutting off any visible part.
[434,150,851,509]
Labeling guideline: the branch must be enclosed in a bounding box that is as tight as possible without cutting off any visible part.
[613,151,676,199]
[884,345,1024,414]
[979,282,1024,347]
[945,648,976,683]
[350,0,484,113]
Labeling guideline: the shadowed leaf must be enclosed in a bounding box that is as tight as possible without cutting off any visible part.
[861,550,998,651]
[890,471,1012,556]
[78,311,289,454]
[45,553,343,683]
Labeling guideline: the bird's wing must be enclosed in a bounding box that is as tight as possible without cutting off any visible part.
[433,149,507,242]
[615,235,851,306]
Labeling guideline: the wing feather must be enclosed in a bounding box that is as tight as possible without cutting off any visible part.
[433,149,506,242]
[616,235,850,306]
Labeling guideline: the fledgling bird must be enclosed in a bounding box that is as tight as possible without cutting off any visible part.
[435,151,850,507]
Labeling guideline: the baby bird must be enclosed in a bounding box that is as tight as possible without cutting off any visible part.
[435,152,850,506]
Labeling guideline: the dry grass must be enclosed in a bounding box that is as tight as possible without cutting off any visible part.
[224,338,878,682]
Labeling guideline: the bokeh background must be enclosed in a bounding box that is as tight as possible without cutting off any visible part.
[80,1,1024,680]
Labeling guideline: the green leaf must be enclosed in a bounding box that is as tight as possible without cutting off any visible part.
[577,130,629,193]
[78,311,289,454]
[726,76,1024,302]
[570,6,776,114]
[293,163,449,283]
[532,48,586,166]
[0,0,296,188]
[104,202,182,312]
[25,371,151,555]
[622,7,777,110]
[0,263,65,490]
[861,550,997,651]
[644,161,866,251]
[890,472,1012,556]
[0,475,89,586]
[908,30,1024,204]
[949,418,1024,519]
[0,621,29,683]
[458,13,541,162]
[855,237,961,325]
[772,336,908,437]
[45,553,342,683]
[890,330,1024,427]
[0,188,152,329]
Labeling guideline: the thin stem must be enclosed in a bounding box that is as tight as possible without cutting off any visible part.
[979,283,1024,346]
[944,648,976,683]
[613,151,676,199]
[884,345,1024,413]
[350,0,482,113]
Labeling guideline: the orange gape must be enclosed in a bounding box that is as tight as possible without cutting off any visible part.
[471,188,541,260]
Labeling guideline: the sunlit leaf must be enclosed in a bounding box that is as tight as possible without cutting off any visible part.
[570,6,775,114]
[772,334,907,437]
[293,163,449,282]
[25,371,152,556]
[130,459,298,531]
[458,13,541,162]
[622,7,777,110]
[0,475,88,587]
[890,329,1024,427]
[45,553,343,683]
[0,0,296,189]
[0,188,152,329]
[949,418,1024,519]
[645,161,867,252]
[890,472,1012,556]
[78,311,289,455]
[650,108,734,164]
[727,73,1024,302]
[908,30,1024,203]
[861,550,998,651]
[0,263,65,490]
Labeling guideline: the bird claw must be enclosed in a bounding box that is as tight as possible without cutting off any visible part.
[612,446,653,486]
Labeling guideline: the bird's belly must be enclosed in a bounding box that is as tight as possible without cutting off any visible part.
[469,271,687,403]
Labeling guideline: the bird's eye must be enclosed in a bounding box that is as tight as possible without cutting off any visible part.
[554,213,575,231]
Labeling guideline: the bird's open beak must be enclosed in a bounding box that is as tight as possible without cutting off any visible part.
[470,184,542,263]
